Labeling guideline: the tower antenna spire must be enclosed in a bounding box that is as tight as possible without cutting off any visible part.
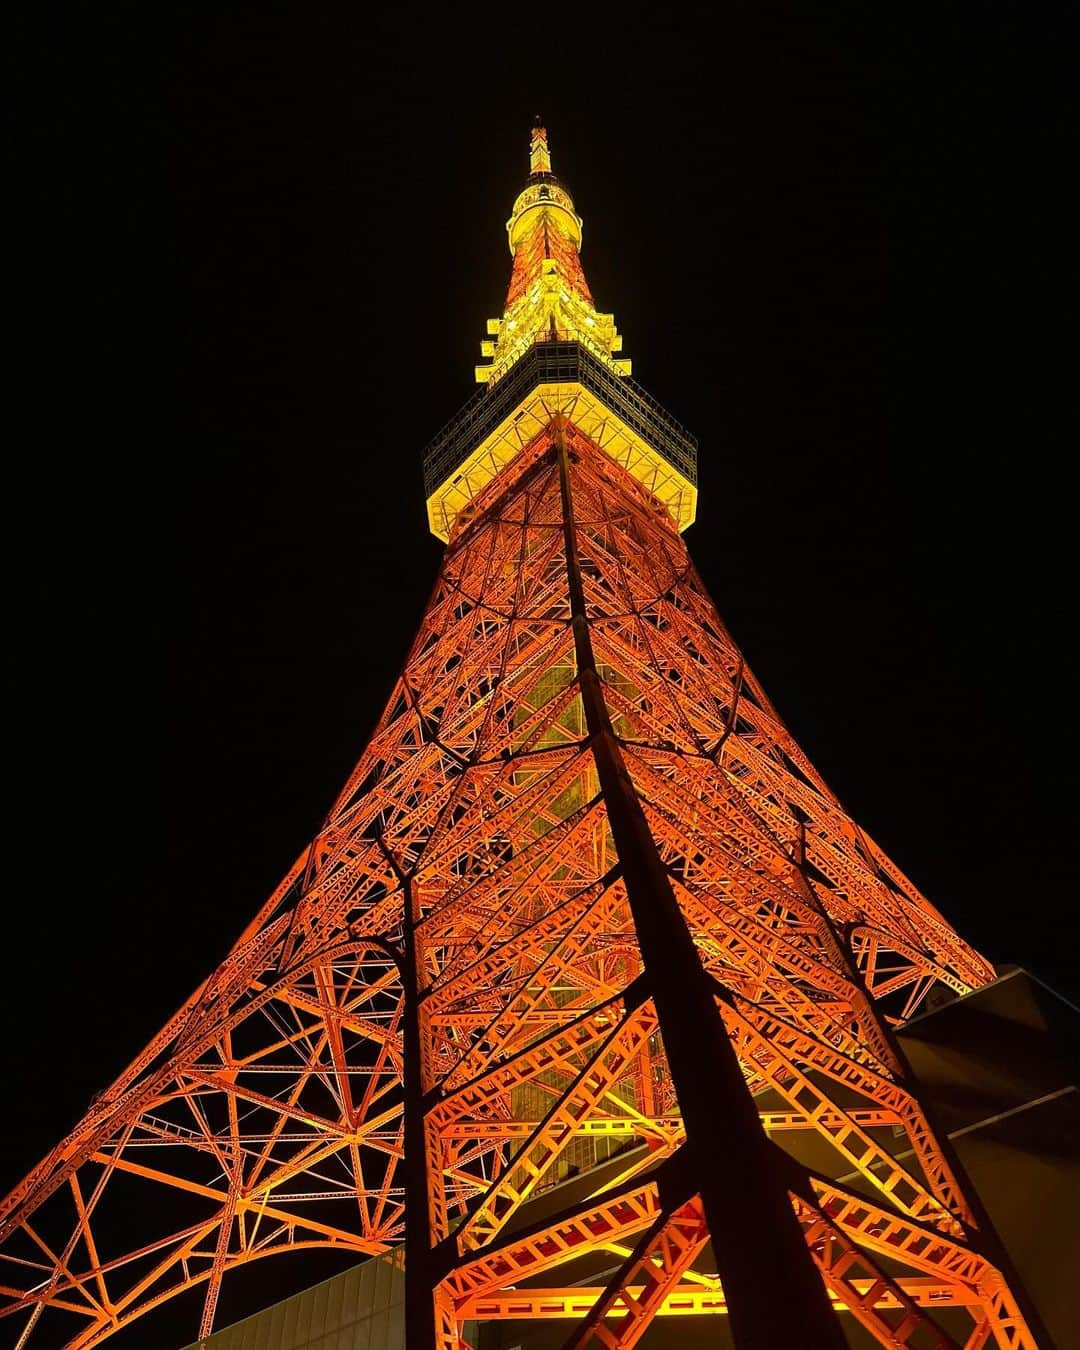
[529,117,551,175]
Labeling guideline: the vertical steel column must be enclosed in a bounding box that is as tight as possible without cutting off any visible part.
[401,873,441,1349]
[555,423,846,1349]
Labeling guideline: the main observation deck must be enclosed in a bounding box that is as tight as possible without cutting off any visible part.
[423,339,698,541]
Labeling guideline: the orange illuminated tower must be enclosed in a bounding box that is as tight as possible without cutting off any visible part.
[0,123,1046,1349]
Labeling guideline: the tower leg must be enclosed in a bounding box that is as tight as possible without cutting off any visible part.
[555,428,847,1349]
[402,877,445,1348]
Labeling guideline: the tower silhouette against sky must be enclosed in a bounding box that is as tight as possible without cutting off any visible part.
[0,125,1041,1349]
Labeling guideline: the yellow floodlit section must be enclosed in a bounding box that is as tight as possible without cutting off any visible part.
[529,121,552,174]
[426,384,697,542]
[476,125,630,386]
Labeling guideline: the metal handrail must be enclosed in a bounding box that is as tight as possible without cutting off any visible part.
[422,340,698,496]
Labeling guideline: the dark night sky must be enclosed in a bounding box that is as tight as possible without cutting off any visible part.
[6,3,1075,1340]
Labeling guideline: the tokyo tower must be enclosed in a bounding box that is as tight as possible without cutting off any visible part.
[0,123,1045,1349]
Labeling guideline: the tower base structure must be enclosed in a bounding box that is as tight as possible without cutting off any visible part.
[188,967,1078,1350]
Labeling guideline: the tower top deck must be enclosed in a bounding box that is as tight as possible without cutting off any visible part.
[477,121,624,388]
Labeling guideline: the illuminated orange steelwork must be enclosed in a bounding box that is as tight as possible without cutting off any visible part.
[0,124,1041,1349]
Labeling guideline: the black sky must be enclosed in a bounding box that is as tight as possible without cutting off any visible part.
[6,3,1075,1338]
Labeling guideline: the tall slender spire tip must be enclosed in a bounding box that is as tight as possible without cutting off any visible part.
[529,120,552,176]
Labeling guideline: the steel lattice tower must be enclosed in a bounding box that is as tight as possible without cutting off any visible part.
[0,124,1044,1350]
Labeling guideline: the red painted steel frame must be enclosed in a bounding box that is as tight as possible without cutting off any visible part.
[0,125,1042,1349]
[0,421,1038,1348]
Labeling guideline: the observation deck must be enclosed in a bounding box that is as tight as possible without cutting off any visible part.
[423,339,698,541]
